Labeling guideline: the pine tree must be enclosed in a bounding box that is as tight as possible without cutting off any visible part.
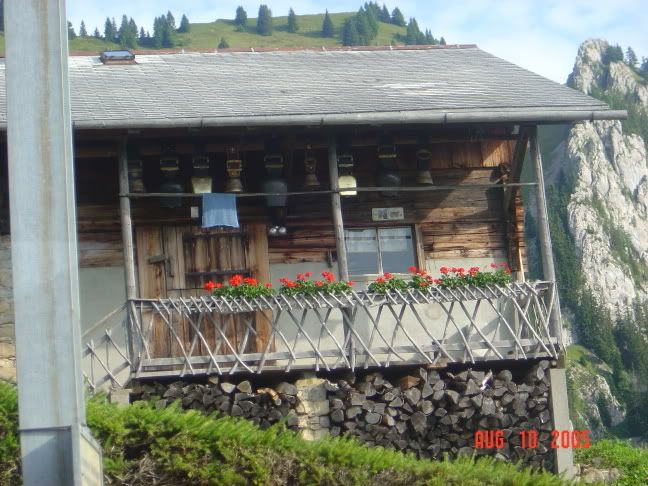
[93,27,101,39]
[342,18,360,46]
[111,17,117,38]
[118,15,137,49]
[405,18,420,45]
[379,4,390,22]
[603,44,624,64]
[287,8,298,33]
[364,7,379,38]
[625,46,638,67]
[354,10,371,44]
[257,5,273,36]
[104,17,115,41]
[139,27,147,44]
[640,57,648,78]
[322,10,334,38]
[153,15,176,48]
[218,37,230,49]
[166,11,176,30]
[68,21,76,40]
[178,14,190,33]
[390,7,405,27]
[439,36,446,45]
[235,6,248,31]
[79,20,87,37]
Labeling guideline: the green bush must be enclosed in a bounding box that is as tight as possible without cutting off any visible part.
[576,439,648,486]
[0,382,572,486]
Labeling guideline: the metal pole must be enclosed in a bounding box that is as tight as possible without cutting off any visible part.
[530,127,563,351]
[5,1,102,484]
[327,137,349,281]
[118,140,137,300]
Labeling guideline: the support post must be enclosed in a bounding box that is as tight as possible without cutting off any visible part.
[327,137,349,281]
[5,1,102,484]
[549,368,576,479]
[327,137,354,367]
[119,140,137,300]
[530,126,563,350]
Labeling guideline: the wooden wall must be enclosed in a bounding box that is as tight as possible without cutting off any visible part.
[71,132,526,272]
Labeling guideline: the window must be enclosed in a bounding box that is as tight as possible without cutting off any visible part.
[345,227,416,276]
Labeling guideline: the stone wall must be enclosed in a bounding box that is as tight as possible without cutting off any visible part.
[0,235,15,384]
[128,360,557,472]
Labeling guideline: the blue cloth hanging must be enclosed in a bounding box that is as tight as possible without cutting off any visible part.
[201,193,239,228]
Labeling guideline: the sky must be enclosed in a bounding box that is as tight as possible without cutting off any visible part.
[67,0,648,83]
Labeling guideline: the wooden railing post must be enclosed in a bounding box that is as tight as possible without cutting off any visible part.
[118,139,139,366]
[328,136,354,367]
[530,127,563,352]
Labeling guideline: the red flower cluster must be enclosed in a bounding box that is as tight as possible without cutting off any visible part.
[322,271,335,283]
[203,281,223,291]
[229,274,243,286]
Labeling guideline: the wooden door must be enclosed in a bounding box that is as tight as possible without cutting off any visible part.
[135,223,272,361]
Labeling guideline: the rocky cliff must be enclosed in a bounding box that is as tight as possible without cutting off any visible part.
[564,39,648,313]
[545,39,648,437]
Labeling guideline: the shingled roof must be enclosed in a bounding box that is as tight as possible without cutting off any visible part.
[0,45,625,129]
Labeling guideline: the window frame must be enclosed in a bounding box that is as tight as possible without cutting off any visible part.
[344,225,422,279]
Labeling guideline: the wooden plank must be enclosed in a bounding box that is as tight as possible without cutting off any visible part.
[245,223,275,354]
[163,226,191,357]
[135,226,170,358]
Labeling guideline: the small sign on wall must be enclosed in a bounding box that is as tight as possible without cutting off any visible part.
[372,207,404,221]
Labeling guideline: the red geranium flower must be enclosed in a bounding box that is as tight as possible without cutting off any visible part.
[490,263,498,269]
[243,277,257,285]
[315,280,324,287]
[204,281,216,291]
[305,271,313,278]
[434,279,441,284]
[296,273,305,280]
[376,277,386,284]
[322,271,335,283]
[265,282,273,288]
[408,266,417,273]
[279,277,289,284]
[229,274,243,286]
[440,267,449,274]
[347,281,354,286]
[287,281,297,288]
[384,272,393,279]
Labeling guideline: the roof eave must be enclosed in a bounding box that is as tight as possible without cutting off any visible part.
[0,108,628,131]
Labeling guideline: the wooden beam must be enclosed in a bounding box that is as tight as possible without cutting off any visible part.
[503,127,530,211]
[530,126,563,349]
[118,139,138,300]
[328,137,349,281]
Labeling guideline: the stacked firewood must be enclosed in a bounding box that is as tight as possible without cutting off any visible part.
[327,361,554,470]
[130,378,300,430]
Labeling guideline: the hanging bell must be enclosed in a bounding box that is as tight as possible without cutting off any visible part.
[225,147,244,193]
[159,154,183,208]
[302,146,321,190]
[191,153,212,194]
[262,154,288,207]
[416,147,434,185]
[127,159,146,193]
[376,142,400,197]
[337,151,357,196]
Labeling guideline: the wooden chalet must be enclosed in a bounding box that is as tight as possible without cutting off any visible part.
[0,45,624,389]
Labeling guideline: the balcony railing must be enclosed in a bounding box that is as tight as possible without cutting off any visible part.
[82,281,560,390]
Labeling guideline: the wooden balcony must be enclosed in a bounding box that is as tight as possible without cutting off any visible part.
[82,281,560,390]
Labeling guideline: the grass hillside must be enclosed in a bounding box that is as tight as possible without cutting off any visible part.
[173,13,407,49]
[0,12,410,55]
